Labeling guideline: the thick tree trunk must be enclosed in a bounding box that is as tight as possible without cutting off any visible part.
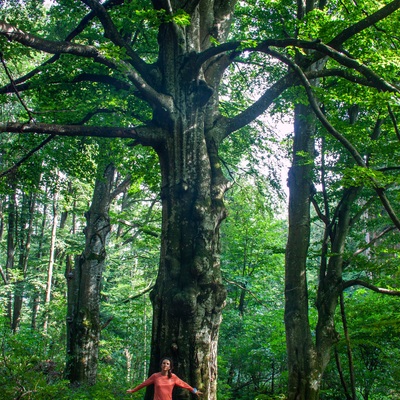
[143,3,235,398]
[65,162,115,385]
[148,138,228,399]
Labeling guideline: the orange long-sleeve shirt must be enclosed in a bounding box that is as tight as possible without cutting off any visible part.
[129,372,195,400]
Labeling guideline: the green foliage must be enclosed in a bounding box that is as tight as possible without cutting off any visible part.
[341,165,394,189]
[219,179,287,399]
[131,8,191,27]
[0,316,69,399]
[322,290,400,399]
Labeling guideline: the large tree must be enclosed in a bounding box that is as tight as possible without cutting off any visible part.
[1,0,400,398]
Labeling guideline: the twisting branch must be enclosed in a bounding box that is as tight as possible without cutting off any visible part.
[306,41,399,93]
[0,21,170,111]
[266,47,400,231]
[0,0,124,91]
[0,52,34,121]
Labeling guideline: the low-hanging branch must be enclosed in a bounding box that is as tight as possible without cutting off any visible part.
[0,122,166,146]
[342,279,400,296]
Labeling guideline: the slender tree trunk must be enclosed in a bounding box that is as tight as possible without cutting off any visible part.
[286,101,362,399]
[3,179,17,327]
[0,199,4,241]
[31,191,48,330]
[43,188,59,332]
[12,191,36,332]
[339,290,356,399]
[285,104,319,400]
[334,347,352,400]
[65,162,115,385]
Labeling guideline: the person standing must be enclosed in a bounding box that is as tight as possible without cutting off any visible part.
[127,358,202,399]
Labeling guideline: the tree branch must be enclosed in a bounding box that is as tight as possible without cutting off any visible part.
[0,0,124,91]
[80,0,152,81]
[311,194,329,224]
[0,21,103,58]
[111,175,132,200]
[0,73,133,97]
[306,68,391,89]
[342,279,400,296]
[225,73,296,135]
[349,225,396,259]
[0,52,34,121]
[269,48,400,231]
[0,122,166,146]
[120,281,155,304]
[0,21,172,111]
[388,104,400,141]
[328,0,400,49]
[223,277,274,309]
[0,134,56,179]
[207,37,398,137]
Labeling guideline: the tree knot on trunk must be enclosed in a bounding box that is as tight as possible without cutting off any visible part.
[188,79,214,108]
[172,287,198,316]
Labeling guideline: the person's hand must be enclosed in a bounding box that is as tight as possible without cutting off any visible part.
[126,389,134,393]
[195,390,203,396]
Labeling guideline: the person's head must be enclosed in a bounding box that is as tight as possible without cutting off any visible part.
[160,357,173,378]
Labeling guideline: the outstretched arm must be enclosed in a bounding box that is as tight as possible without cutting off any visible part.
[173,375,203,396]
[126,374,155,394]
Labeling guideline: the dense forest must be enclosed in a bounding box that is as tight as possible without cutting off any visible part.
[0,0,400,399]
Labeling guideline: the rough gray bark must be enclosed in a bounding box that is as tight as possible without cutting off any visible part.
[65,162,115,385]
[148,131,228,399]
[140,3,237,398]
